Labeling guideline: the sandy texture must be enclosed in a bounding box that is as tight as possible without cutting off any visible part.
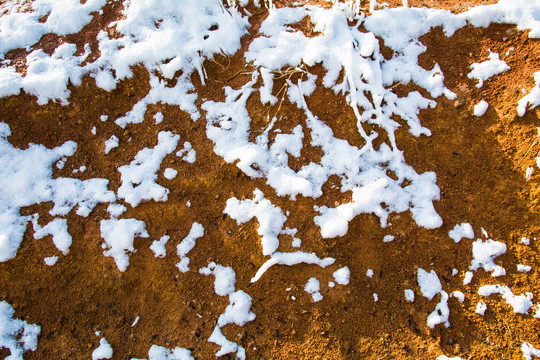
[0,1,539,359]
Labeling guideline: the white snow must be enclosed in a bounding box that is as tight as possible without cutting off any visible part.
[106,203,127,218]
[373,293,379,302]
[88,0,249,123]
[131,316,140,327]
[452,291,465,303]
[153,112,164,125]
[518,264,532,273]
[417,268,442,300]
[404,289,415,302]
[366,269,374,278]
[305,277,323,302]
[478,284,533,314]
[163,168,178,180]
[0,301,40,359]
[176,142,196,163]
[383,235,395,243]
[250,251,334,283]
[467,50,510,88]
[463,271,474,285]
[92,337,113,360]
[0,123,115,262]
[469,238,507,277]
[448,223,474,243]
[427,291,450,328]
[473,100,489,117]
[205,4,449,243]
[31,215,72,255]
[118,131,180,207]
[150,235,170,258]
[216,290,256,328]
[44,255,59,266]
[200,261,254,360]
[527,167,534,181]
[176,222,204,273]
[148,345,194,360]
[475,301,487,316]
[100,218,149,272]
[225,189,286,256]
[104,135,119,154]
[522,342,540,360]
[333,266,350,285]
[517,72,540,117]
[200,262,236,297]
[521,237,531,245]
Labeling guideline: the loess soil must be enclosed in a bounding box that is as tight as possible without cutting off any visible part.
[0,1,539,359]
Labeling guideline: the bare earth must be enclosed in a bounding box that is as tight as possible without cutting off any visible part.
[1,1,539,359]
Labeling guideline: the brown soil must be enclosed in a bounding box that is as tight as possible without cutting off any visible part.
[0,1,539,360]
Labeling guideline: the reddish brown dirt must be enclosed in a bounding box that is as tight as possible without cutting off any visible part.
[0,1,539,360]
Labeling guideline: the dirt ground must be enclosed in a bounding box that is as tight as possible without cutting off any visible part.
[0,1,539,359]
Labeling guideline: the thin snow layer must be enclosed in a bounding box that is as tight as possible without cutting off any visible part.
[475,301,487,316]
[518,264,532,273]
[427,291,450,328]
[200,262,236,297]
[467,50,510,88]
[118,131,180,207]
[333,266,350,285]
[176,222,204,273]
[92,337,113,360]
[0,43,92,105]
[452,291,465,303]
[200,262,254,360]
[216,290,256,328]
[163,168,177,180]
[104,135,119,154]
[0,0,106,54]
[469,238,507,277]
[522,342,540,360]
[100,218,149,272]
[366,269,374,278]
[207,5,447,240]
[148,345,194,360]
[463,271,474,285]
[0,0,248,111]
[107,203,127,218]
[150,235,169,258]
[44,255,59,266]
[91,0,249,124]
[225,189,287,256]
[0,123,115,262]
[448,223,474,243]
[404,289,415,302]
[478,284,533,314]
[417,268,442,301]
[305,277,323,302]
[518,72,540,117]
[176,142,196,164]
[31,215,72,255]
[0,301,40,359]
[250,251,335,283]
[473,100,489,117]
